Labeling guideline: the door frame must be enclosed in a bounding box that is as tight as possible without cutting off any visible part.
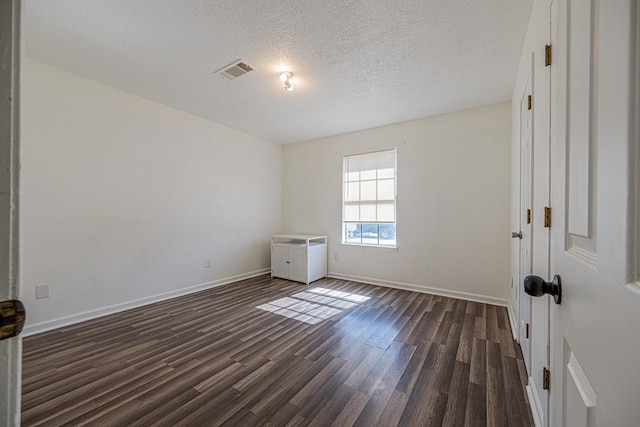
[516,2,553,425]
[0,1,23,426]
[517,62,534,373]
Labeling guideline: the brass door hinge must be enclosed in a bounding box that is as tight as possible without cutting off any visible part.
[0,300,26,340]
[543,367,551,390]
[545,44,553,66]
[544,207,551,228]
[527,95,532,110]
[527,209,531,224]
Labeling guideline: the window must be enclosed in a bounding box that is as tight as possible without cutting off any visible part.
[342,149,397,246]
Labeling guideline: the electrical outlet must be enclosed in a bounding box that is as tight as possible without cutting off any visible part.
[334,252,339,261]
[204,258,212,268]
[35,283,50,299]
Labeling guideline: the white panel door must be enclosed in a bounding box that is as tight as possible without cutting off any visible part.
[549,0,640,425]
[271,245,290,279]
[0,1,22,426]
[288,247,306,283]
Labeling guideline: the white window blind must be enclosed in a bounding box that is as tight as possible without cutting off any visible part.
[343,149,396,224]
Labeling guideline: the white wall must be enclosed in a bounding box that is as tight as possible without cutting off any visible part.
[283,102,512,304]
[21,59,283,333]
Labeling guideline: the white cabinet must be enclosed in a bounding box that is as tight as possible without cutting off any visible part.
[271,244,306,283]
[271,234,327,284]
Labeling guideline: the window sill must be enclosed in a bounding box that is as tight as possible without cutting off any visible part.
[341,242,398,251]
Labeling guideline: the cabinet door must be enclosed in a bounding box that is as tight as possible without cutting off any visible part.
[307,245,327,282]
[271,245,289,279]
[288,247,307,283]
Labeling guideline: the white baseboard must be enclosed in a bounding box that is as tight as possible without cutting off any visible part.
[527,380,544,427]
[327,272,511,308]
[22,268,270,337]
[24,269,514,337]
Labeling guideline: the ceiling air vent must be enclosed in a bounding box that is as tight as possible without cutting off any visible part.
[215,60,254,80]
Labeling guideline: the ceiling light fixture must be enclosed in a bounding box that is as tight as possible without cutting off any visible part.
[280,71,294,91]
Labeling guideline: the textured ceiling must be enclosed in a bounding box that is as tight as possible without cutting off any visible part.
[24,0,533,144]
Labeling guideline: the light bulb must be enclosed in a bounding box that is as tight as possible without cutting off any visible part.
[279,71,294,91]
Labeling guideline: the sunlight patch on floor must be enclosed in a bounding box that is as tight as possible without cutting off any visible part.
[256,287,371,324]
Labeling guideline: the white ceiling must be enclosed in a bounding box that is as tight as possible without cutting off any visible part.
[24,0,533,145]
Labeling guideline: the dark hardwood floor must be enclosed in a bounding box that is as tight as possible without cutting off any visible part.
[22,275,533,426]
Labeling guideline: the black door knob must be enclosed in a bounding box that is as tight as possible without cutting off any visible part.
[524,274,562,304]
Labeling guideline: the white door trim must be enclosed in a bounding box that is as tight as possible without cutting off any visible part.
[0,1,22,426]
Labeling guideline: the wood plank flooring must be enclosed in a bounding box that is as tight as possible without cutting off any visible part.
[22,275,534,426]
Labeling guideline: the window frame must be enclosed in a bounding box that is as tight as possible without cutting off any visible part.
[341,149,397,248]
